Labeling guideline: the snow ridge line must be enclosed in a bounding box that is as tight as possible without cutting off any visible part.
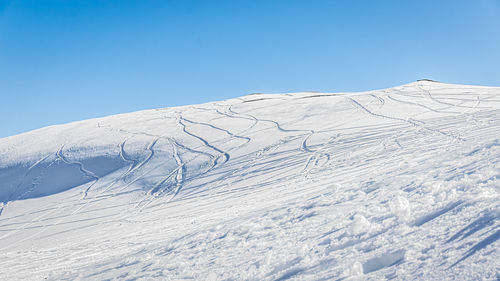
[56,146,100,199]
[346,96,466,142]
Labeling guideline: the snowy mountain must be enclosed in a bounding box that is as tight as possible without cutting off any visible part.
[0,81,499,280]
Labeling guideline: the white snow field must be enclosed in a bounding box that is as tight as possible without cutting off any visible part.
[0,81,499,280]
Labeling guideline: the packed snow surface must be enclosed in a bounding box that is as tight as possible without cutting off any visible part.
[0,81,499,280]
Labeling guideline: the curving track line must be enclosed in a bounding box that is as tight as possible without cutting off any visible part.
[346,96,466,142]
[56,146,99,199]
[0,155,51,216]
[181,116,250,144]
[178,115,230,165]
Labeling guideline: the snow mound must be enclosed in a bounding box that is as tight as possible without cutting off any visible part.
[0,81,499,280]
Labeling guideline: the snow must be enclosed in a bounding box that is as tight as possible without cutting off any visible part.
[0,81,499,280]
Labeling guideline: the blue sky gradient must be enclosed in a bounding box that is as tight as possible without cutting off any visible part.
[1,0,500,138]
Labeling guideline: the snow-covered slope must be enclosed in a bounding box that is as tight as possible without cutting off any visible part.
[0,81,499,280]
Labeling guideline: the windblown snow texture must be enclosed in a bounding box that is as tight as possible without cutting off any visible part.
[0,81,499,280]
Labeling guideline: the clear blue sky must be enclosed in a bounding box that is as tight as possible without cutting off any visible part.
[1,0,499,138]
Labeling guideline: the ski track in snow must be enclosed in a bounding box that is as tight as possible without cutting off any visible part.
[178,114,230,165]
[346,96,466,142]
[0,154,51,216]
[56,146,100,199]
[182,112,251,145]
[124,138,159,180]
[0,81,499,280]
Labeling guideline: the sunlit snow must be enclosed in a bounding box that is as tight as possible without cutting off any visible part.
[0,81,499,280]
